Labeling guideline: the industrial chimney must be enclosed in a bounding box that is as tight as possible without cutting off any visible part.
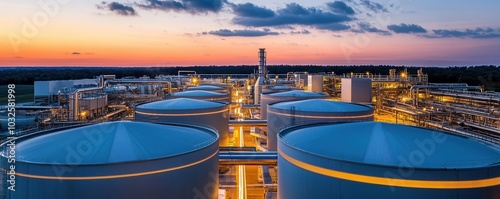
[254,48,267,104]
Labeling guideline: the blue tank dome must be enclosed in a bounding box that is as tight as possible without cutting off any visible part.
[268,90,326,97]
[186,85,224,90]
[137,98,225,110]
[14,121,218,165]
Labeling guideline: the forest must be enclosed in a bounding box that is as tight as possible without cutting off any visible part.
[1,65,499,91]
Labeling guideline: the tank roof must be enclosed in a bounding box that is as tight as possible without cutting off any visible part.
[137,98,225,110]
[280,122,500,168]
[267,90,326,97]
[187,85,224,90]
[172,90,225,97]
[271,99,372,112]
[13,121,218,165]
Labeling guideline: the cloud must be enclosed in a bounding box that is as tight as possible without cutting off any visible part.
[315,23,351,31]
[387,23,427,33]
[230,3,274,18]
[327,1,355,15]
[278,3,311,15]
[97,2,137,16]
[232,3,353,29]
[359,0,388,13]
[290,29,311,35]
[356,22,391,35]
[207,29,279,37]
[71,52,81,55]
[136,0,225,14]
[428,27,500,39]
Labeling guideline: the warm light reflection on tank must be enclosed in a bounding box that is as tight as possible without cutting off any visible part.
[279,149,500,189]
[3,151,218,180]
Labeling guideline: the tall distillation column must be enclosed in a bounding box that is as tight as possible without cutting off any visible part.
[254,48,267,104]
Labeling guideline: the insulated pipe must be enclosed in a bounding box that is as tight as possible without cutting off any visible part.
[229,120,267,127]
[219,152,277,165]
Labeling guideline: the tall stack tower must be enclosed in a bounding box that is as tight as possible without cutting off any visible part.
[254,48,267,104]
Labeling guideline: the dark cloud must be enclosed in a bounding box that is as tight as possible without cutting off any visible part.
[327,1,355,15]
[71,52,81,55]
[97,2,137,16]
[387,23,427,34]
[207,29,279,37]
[233,13,351,27]
[356,22,390,35]
[136,0,225,14]
[315,23,351,31]
[230,3,274,18]
[359,0,388,13]
[428,27,500,39]
[232,3,352,28]
[278,3,311,15]
[290,29,311,35]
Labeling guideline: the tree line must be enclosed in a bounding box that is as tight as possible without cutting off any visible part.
[0,65,499,91]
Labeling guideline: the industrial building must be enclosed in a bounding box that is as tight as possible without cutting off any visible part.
[134,98,229,145]
[267,99,374,151]
[1,48,500,199]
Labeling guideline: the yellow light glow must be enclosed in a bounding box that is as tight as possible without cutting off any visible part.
[5,151,218,180]
[279,149,500,189]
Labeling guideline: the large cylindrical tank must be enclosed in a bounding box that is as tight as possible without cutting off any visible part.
[169,90,230,102]
[135,98,229,145]
[278,122,500,199]
[267,99,373,151]
[186,85,228,94]
[260,90,329,120]
[0,121,219,199]
[262,85,296,94]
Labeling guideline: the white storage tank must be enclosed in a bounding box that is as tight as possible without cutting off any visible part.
[267,99,373,151]
[260,90,329,120]
[278,122,500,199]
[135,98,229,145]
[186,85,228,94]
[1,121,219,199]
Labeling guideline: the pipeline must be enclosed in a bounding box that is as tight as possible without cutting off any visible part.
[219,152,277,165]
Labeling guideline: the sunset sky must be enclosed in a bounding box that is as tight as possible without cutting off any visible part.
[2,0,500,66]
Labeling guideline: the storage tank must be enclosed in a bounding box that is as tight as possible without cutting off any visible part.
[267,99,373,151]
[262,85,296,94]
[278,122,500,199]
[0,121,219,199]
[135,98,229,145]
[200,82,233,100]
[169,90,230,102]
[186,85,228,93]
[260,90,329,120]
